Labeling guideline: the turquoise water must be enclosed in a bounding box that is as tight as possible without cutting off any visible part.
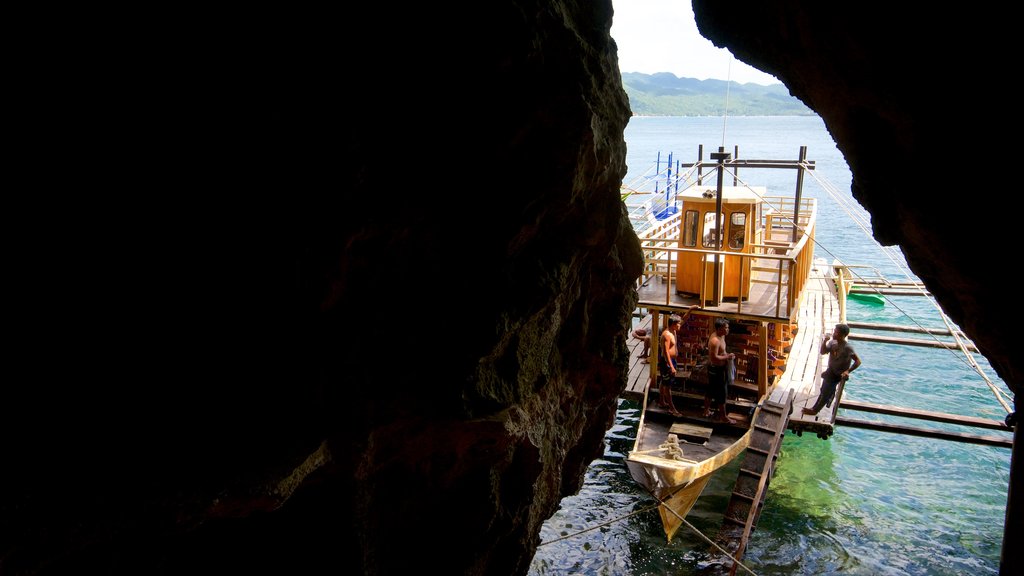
[529,116,1012,575]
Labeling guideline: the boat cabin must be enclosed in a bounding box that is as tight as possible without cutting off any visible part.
[634,150,818,322]
[675,185,764,300]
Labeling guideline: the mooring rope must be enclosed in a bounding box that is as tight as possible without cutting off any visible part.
[536,500,661,547]
[655,491,759,575]
[538,487,759,575]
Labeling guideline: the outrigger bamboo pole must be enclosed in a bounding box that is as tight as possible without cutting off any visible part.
[848,332,979,352]
[845,321,966,337]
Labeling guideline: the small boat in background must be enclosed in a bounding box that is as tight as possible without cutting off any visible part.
[831,262,884,306]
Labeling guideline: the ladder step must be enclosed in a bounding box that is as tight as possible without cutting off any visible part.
[739,468,763,477]
[746,446,769,455]
[753,424,777,434]
[730,491,755,502]
[723,516,747,526]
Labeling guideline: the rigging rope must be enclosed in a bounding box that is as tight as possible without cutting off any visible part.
[801,169,1013,413]
[536,500,659,547]
[537,490,759,576]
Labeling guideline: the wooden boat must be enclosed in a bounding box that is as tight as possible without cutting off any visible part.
[624,146,826,544]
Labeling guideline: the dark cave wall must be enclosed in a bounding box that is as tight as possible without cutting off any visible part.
[3,2,638,575]
[4,2,1019,575]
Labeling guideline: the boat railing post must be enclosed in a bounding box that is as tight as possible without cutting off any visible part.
[758,322,768,397]
[787,259,796,314]
[699,252,707,308]
[737,252,745,315]
[775,255,783,317]
[650,309,661,384]
[674,157,681,214]
[666,246,673,305]
[836,264,848,323]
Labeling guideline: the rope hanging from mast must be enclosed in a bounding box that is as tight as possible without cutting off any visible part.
[721,56,732,149]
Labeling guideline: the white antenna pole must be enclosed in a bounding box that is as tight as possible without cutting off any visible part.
[721,56,732,148]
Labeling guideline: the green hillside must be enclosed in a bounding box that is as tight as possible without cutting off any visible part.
[622,72,813,116]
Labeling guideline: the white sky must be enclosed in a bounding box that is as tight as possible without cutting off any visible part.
[611,0,780,85]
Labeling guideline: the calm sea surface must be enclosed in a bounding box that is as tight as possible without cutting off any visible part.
[528,116,1012,575]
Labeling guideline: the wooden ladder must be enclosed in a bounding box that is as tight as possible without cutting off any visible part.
[713,389,794,575]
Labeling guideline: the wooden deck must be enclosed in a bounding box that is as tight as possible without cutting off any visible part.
[626,259,841,439]
[635,257,793,322]
[624,314,659,401]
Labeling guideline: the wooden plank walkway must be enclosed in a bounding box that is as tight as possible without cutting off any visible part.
[768,259,840,438]
[624,314,656,402]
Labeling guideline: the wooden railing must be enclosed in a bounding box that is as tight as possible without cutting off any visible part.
[637,217,681,280]
[638,246,798,318]
[636,197,817,321]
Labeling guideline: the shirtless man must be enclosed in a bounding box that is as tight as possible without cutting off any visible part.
[705,317,736,423]
[658,315,683,417]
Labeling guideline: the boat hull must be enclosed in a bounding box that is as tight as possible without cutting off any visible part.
[626,425,753,541]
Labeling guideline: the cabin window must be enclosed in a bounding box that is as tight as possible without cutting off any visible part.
[729,212,746,249]
[702,212,723,248]
[683,210,698,247]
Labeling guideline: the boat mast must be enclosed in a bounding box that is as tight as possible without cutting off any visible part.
[791,146,808,243]
[712,146,729,305]
[710,147,731,305]
[697,144,704,185]
[733,145,739,186]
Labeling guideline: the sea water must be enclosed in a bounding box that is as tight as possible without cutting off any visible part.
[528,116,1012,575]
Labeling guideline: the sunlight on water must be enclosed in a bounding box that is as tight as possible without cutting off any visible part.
[530,117,1011,576]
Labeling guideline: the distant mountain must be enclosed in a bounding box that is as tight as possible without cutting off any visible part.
[621,72,813,116]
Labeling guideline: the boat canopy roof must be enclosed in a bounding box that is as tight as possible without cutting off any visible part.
[678,185,766,205]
